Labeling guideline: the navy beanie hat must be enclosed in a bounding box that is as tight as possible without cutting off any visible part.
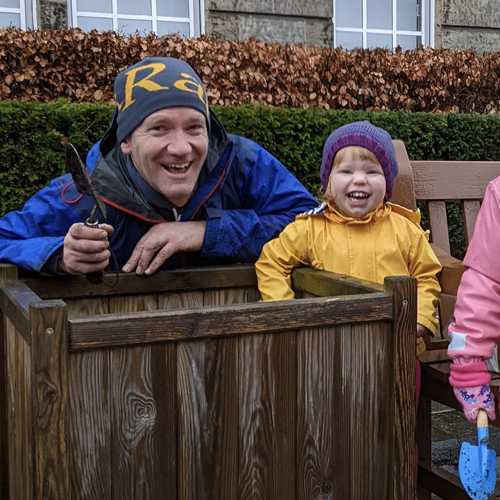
[114,57,210,143]
[320,121,399,200]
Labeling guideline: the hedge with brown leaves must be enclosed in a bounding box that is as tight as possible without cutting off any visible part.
[1,28,500,114]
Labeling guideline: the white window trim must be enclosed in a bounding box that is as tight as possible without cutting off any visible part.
[333,0,434,50]
[0,2,26,29]
[70,0,200,37]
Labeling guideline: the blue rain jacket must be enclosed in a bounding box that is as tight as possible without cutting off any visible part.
[0,113,317,273]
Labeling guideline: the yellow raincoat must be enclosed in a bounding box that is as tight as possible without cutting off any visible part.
[256,202,442,356]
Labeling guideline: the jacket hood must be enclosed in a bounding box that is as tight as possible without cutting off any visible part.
[91,110,231,222]
[299,201,422,227]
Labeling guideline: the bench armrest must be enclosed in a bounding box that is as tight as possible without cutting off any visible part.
[430,243,465,297]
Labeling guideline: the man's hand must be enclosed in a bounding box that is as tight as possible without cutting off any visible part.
[58,223,114,275]
[122,221,206,276]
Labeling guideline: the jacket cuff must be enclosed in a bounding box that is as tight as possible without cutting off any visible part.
[449,361,491,388]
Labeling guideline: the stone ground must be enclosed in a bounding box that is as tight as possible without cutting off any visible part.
[430,402,500,499]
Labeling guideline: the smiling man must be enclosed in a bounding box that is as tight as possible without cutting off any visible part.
[0,57,317,276]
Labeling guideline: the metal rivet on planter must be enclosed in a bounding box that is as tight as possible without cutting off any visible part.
[46,327,54,335]
[402,300,408,307]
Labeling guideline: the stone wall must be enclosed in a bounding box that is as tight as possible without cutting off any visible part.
[205,0,333,47]
[435,0,500,52]
[38,0,68,29]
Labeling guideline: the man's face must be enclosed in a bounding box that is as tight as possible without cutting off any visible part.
[121,107,209,207]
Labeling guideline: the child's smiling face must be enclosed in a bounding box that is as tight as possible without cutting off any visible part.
[327,147,386,218]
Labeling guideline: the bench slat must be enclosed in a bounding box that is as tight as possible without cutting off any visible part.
[412,162,500,200]
[427,201,451,254]
[462,200,481,244]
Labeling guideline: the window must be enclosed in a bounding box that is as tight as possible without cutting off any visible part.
[334,0,433,50]
[0,0,34,29]
[70,0,203,38]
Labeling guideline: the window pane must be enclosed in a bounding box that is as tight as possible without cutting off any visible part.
[118,0,151,16]
[0,0,19,8]
[396,34,421,50]
[367,32,393,49]
[157,20,189,38]
[77,16,113,32]
[157,0,189,18]
[397,0,420,31]
[367,0,392,29]
[335,0,362,28]
[77,0,112,14]
[0,12,19,27]
[335,31,363,50]
[118,18,152,35]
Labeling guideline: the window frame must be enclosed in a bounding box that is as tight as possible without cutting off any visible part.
[333,0,434,50]
[0,0,35,30]
[68,0,204,37]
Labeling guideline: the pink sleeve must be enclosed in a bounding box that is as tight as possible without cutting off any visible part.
[448,178,500,366]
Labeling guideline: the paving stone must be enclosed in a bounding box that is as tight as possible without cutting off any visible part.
[431,406,500,498]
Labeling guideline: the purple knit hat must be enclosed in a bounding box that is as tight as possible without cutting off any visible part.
[320,121,399,200]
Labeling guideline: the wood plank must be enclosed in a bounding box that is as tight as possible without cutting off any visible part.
[427,201,451,254]
[350,322,392,499]
[418,349,449,365]
[292,267,384,297]
[0,263,18,500]
[296,324,351,499]
[6,317,33,500]
[412,161,500,201]
[384,276,417,500]
[108,294,177,500]
[416,395,432,500]
[22,265,257,300]
[68,294,393,350]
[417,463,475,500]
[176,289,238,500]
[0,280,39,344]
[238,331,296,500]
[66,298,111,500]
[462,199,481,245]
[30,300,69,500]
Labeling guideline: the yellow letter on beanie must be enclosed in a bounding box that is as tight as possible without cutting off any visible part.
[174,73,209,116]
[121,63,169,112]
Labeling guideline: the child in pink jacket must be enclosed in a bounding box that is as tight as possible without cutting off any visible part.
[448,175,500,423]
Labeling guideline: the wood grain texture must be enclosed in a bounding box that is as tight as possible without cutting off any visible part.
[177,289,238,500]
[427,201,451,254]
[0,280,38,344]
[30,300,69,500]
[108,294,177,500]
[0,263,18,500]
[292,268,384,297]
[22,265,257,301]
[462,199,481,244]
[69,294,393,350]
[239,332,296,500]
[412,161,500,200]
[297,325,349,500]
[416,395,432,500]
[6,317,32,500]
[349,322,391,499]
[384,277,417,500]
[66,298,111,500]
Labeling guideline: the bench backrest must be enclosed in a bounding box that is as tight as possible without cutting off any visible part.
[392,140,500,338]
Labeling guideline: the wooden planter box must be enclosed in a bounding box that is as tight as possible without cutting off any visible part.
[0,263,416,500]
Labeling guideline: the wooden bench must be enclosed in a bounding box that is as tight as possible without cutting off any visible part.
[0,263,417,500]
[391,140,500,500]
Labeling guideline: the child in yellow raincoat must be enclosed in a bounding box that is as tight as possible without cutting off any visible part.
[256,120,441,356]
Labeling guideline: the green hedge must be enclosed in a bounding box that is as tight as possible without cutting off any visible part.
[2,100,500,232]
